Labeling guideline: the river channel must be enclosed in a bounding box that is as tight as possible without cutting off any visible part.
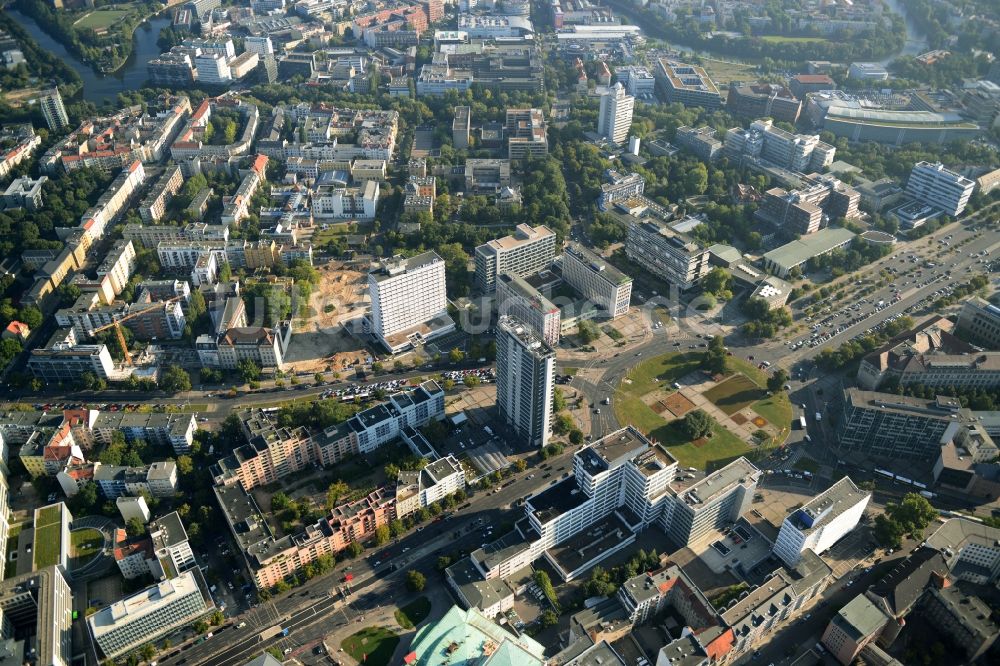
[6,8,170,105]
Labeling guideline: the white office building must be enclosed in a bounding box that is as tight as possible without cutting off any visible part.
[905,161,976,217]
[148,511,196,577]
[561,242,632,318]
[195,53,232,85]
[496,316,555,447]
[773,476,870,567]
[598,82,634,145]
[367,252,452,353]
[474,224,556,293]
[496,273,561,347]
[659,458,760,548]
[88,570,212,659]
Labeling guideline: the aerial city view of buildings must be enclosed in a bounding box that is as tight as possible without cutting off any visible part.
[0,0,998,664]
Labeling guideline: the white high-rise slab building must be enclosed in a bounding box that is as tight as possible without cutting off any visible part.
[772,476,870,566]
[195,52,233,85]
[368,251,451,353]
[474,224,556,293]
[38,87,69,131]
[905,161,976,217]
[598,82,634,145]
[496,315,555,447]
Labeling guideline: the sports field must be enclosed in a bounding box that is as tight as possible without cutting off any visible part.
[74,9,129,30]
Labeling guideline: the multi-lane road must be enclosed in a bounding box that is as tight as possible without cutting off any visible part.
[60,214,1000,664]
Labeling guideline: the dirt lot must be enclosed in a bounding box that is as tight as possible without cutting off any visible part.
[283,261,373,373]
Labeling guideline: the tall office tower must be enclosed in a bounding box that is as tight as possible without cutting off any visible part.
[906,161,976,217]
[367,251,451,353]
[474,224,556,292]
[598,82,634,145]
[496,316,555,447]
[38,88,69,131]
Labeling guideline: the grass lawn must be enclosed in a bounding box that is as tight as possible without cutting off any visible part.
[394,596,431,629]
[655,421,751,471]
[620,352,704,398]
[614,396,750,470]
[752,393,793,441]
[36,506,61,527]
[701,58,758,84]
[33,523,62,570]
[614,351,754,469]
[70,528,104,568]
[726,357,767,386]
[703,374,764,416]
[74,9,129,29]
[760,35,829,43]
[312,222,372,247]
[341,627,399,666]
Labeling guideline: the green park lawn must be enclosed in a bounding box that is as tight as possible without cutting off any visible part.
[70,528,104,568]
[613,391,750,470]
[703,374,764,416]
[342,627,400,666]
[74,9,129,30]
[394,596,431,629]
[752,393,793,432]
[620,352,704,398]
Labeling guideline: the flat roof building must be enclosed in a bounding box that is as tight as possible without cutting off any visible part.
[837,388,970,460]
[0,567,74,666]
[506,108,548,159]
[368,251,453,353]
[773,477,870,566]
[496,274,560,347]
[598,83,634,145]
[762,227,855,278]
[474,224,556,293]
[654,59,721,109]
[905,161,975,218]
[561,242,632,319]
[88,569,212,659]
[957,297,1000,350]
[453,105,471,150]
[661,457,760,548]
[496,316,555,448]
[624,217,710,290]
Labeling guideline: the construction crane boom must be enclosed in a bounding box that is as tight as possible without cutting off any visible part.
[88,296,184,366]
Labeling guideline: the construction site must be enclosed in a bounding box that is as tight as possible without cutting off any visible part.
[282,260,375,374]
